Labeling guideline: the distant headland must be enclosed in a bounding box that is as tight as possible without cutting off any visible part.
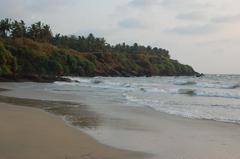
[0,18,198,82]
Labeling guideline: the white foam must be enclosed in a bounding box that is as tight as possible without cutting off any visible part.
[174,80,196,85]
[172,88,240,99]
[124,93,240,124]
[195,91,240,99]
[196,82,240,89]
[51,76,240,124]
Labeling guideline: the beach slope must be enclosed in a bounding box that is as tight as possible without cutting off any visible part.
[0,102,147,159]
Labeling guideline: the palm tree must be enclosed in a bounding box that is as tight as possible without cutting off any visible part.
[42,24,52,41]
[0,18,12,37]
[11,20,26,38]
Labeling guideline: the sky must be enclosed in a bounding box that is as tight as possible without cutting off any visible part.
[1,0,240,74]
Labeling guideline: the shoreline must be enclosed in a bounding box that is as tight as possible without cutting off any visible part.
[0,75,73,83]
[1,85,239,127]
[0,102,150,159]
[0,73,201,83]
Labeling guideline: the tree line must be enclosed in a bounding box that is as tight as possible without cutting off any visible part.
[0,18,52,41]
[0,18,196,79]
[0,18,169,57]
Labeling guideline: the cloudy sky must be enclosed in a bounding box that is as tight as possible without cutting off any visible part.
[1,0,240,74]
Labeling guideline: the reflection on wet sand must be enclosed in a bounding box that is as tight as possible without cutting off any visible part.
[0,93,100,129]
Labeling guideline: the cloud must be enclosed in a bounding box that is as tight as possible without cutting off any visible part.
[176,12,205,21]
[166,24,214,35]
[128,0,159,8]
[118,18,145,29]
[211,14,240,23]
[0,0,77,20]
[196,38,240,47]
[24,0,77,12]
[128,0,213,9]
[160,0,214,10]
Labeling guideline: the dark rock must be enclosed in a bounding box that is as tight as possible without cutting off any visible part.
[196,73,204,77]
[0,75,72,83]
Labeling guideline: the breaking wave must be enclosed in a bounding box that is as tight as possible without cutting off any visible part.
[174,88,240,99]
[174,80,240,89]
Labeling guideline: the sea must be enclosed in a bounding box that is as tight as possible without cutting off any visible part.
[14,74,240,124]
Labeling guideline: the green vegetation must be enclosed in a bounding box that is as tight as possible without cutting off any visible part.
[0,18,197,80]
[0,41,17,76]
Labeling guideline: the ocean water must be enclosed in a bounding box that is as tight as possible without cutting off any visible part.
[5,74,240,124]
[36,74,240,124]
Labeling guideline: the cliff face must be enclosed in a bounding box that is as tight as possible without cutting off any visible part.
[0,38,197,81]
[91,53,196,77]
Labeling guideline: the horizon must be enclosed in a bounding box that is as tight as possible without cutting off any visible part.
[1,0,239,74]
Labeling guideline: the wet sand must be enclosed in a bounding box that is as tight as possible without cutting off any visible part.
[0,102,148,159]
[89,105,240,159]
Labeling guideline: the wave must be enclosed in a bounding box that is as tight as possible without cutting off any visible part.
[56,77,168,93]
[139,87,166,93]
[91,79,104,84]
[123,93,240,124]
[57,77,106,85]
[54,81,80,86]
[123,94,162,107]
[121,83,134,88]
[196,91,240,99]
[196,83,240,89]
[174,80,240,89]
[174,80,197,86]
[174,89,240,99]
[175,89,196,95]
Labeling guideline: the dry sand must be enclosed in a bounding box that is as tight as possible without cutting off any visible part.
[0,102,148,159]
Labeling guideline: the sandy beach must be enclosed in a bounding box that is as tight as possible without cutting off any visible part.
[1,0,240,157]
[1,82,240,159]
[0,102,147,159]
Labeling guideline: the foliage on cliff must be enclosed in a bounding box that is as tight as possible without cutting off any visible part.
[0,18,196,79]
